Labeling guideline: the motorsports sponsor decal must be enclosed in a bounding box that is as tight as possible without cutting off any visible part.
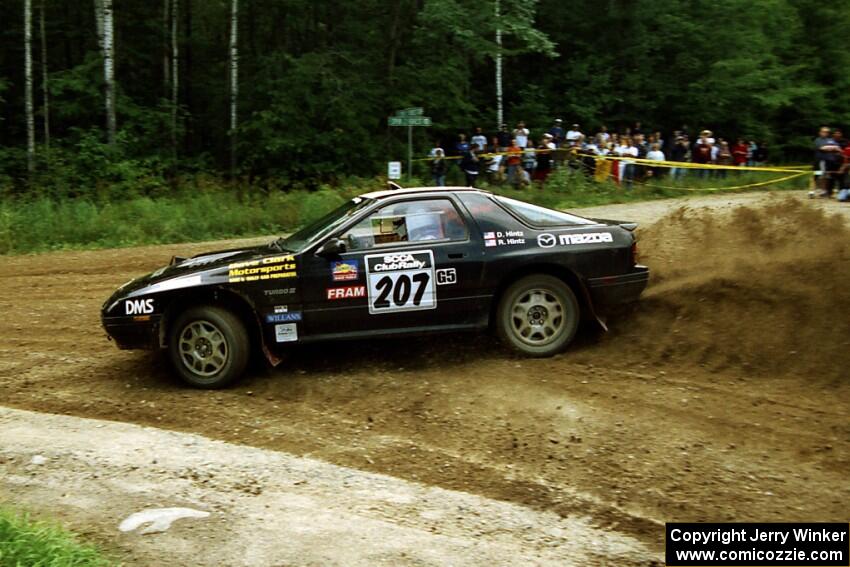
[483,230,526,248]
[536,232,613,248]
[331,260,359,281]
[228,255,297,284]
[264,287,297,296]
[365,250,436,314]
[327,285,366,300]
[125,298,154,315]
[274,323,298,343]
[265,312,302,323]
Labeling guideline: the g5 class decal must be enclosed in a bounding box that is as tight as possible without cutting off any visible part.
[365,250,436,315]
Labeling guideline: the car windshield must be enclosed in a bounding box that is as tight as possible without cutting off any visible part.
[274,197,373,252]
[493,195,595,227]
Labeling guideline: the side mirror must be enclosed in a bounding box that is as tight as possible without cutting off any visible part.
[316,237,347,257]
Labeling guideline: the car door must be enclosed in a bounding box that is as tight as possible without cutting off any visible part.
[299,196,486,339]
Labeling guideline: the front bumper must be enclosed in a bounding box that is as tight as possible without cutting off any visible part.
[587,265,650,307]
[102,314,163,350]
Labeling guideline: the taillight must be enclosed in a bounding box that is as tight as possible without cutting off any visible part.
[631,240,639,264]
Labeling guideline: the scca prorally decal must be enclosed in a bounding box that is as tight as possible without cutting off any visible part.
[436,268,457,285]
[365,250,436,315]
[265,312,302,323]
[537,232,613,248]
[125,298,154,315]
[483,230,526,248]
[327,285,366,300]
[274,323,298,343]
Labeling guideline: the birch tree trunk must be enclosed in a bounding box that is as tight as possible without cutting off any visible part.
[40,0,50,152]
[162,0,170,98]
[94,0,103,50]
[228,0,238,178]
[25,0,36,174]
[495,0,503,130]
[171,0,179,160]
[101,0,116,145]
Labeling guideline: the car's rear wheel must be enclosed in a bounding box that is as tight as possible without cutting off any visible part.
[168,306,250,388]
[496,274,580,357]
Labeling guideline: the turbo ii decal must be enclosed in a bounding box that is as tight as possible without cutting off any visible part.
[364,250,436,315]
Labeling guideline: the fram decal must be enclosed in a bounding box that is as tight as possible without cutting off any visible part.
[436,268,457,285]
[125,298,154,315]
[327,285,366,300]
[537,232,613,248]
[331,260,359,281]
[265,312,302,323]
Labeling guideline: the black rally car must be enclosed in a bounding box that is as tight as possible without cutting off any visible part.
[102,187,649,388]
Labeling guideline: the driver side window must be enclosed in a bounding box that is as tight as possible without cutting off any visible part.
[342,198,468,251]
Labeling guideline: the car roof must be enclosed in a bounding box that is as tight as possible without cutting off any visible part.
[360,186,492,200]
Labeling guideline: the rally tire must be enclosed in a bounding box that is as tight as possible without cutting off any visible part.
[496,274,580,357]
[168,306,250,389]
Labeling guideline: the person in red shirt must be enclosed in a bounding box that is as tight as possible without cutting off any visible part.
[838,144,850,192]
[732,138,749,167]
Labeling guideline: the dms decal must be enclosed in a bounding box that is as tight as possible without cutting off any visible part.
[365,250,436,314]
[483,230,526,247]
[327,285,366,300]
[537,232,613,248]
[275,323,298,343]
[125,298,154,315]
[266,312,302,323]
[228,255,297,283]
[331,260,359,281]
[436,268,457,285]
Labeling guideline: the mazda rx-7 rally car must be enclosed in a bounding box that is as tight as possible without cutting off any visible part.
[102,187,649,388]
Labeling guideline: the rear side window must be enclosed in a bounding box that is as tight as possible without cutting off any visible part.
[493,195,594,227]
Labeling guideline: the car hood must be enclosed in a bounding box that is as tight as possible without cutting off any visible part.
[109,243,290,301]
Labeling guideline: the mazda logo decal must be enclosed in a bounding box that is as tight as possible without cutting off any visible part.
[537,233,556,248]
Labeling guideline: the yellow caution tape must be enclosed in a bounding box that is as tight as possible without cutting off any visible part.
[635,170,811,192]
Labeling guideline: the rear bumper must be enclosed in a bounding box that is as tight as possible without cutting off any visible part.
[102,315,162,350]
[587,265,650,307]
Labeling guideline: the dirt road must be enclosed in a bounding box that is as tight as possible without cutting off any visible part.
[1,190,848,565]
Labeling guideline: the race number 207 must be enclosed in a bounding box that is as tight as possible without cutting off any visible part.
[365,250,436,314]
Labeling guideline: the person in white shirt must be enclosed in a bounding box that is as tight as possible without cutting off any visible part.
[470,127,488,154]
[616,138,638,188]
[512,121,529,148]
[565,123,583,146]
[647,143,666,179]
[542,133,556,150]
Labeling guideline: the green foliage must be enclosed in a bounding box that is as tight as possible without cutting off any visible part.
[0,506,113,566]
[0,0,846,194]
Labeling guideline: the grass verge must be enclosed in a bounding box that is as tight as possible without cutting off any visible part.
[0,506,113,566]
[0,169,809,255]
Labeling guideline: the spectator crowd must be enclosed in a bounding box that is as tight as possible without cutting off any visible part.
[429,119,775,189]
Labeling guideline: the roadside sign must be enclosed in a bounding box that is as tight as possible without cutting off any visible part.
[387,161,402,180]
[388,107,432,181]
[388,116,432,127]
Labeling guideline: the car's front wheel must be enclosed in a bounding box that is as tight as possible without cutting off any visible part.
[168,306,250,388]
[496,274,580,357]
